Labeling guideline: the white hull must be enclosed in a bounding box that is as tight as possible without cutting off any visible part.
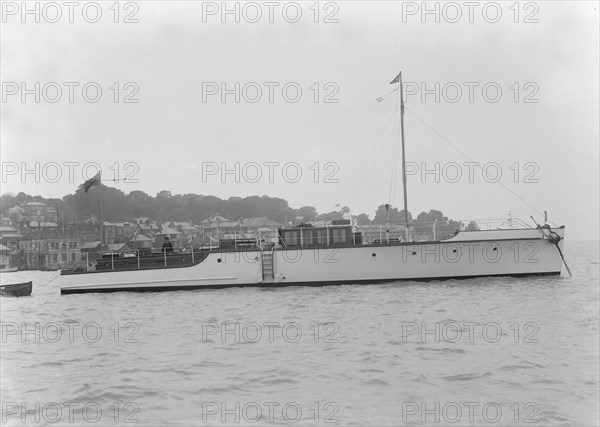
[60,228,565,294]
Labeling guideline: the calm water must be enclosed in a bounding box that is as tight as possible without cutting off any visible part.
[1,241,598,426]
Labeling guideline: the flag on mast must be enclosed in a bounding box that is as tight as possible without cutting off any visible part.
[82,171,101,192]
[390,72,401,85]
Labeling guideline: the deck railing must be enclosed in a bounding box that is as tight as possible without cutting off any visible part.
[356,217,534,244]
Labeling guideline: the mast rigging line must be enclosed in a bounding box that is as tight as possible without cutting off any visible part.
[334,106,398,207]
[99,179,131,183]
[388,97,401,207]
[345,125,398,209]
[403,105,557,227]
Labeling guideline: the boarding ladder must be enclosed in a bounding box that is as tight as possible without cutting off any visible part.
[261,249,274,283]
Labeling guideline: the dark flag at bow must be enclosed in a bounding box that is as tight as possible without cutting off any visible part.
[390,72,401,85]
[82,171,101,193]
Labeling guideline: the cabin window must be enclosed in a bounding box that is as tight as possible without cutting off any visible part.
[303,230,315,246]
[53,254,58,262]
[71,253,76,261]
[282,231,298,246]
[316,230,327,244]
[61,254,67,262]
[332,228,347,244]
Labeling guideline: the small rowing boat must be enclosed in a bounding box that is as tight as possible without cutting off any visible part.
[0,281,33,297]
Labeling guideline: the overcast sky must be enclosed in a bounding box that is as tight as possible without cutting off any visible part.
[1,1,598,240]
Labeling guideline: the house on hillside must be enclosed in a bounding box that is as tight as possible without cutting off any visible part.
[130,234,153,249]
[163,221,198,240]
[20,239,48,269]
[0,226,22,251]
[200,216,239,241]
[24,202,47,222]
[107,243,127,253]
[240,217,282,230]
[81,241,102,263]
[79,220,101,243]
[102,221,138,244]
[7,206,25,223]
[239,217,282,242]
[1,217,14,227]
[46,238,81,268]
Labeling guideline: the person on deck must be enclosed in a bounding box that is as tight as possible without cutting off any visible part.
[162,236,174,253]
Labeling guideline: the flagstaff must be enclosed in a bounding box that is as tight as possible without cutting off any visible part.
[99,180,104,250]
[81,171,103,250]
[398,72,410,241]
[389,71,410,241]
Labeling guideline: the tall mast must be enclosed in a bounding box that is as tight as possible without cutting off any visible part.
[398,72,409,239]
[99,181,104,250]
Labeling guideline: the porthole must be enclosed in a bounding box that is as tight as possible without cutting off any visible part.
[412,251,417,255]
[217,258,222,263]
[372,253,376,257]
